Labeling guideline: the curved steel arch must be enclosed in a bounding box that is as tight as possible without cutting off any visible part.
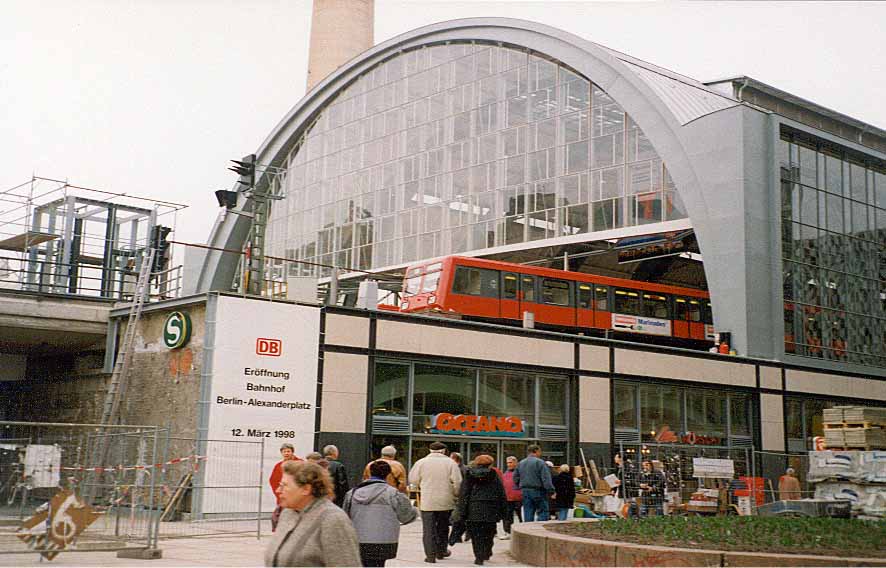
[196,18,771,359]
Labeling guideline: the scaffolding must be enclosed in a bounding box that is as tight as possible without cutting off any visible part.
[0,177,187,300]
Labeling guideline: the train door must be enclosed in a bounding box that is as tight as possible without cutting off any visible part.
[673,297,691,338]
[593,285,610,329]
[576,282,594,329]
[500,272,520,321]
[519,274,537,322]
[687,298,706,340]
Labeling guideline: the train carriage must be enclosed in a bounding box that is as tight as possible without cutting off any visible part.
[395,256,715,346]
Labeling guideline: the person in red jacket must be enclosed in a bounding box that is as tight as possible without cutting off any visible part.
[500,456,522,539]
[269,443,302,530]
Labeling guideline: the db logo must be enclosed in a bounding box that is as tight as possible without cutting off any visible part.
[256,338,282,357]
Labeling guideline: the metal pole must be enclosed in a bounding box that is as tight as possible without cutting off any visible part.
[147,427,159,550]
[257,438,264,540]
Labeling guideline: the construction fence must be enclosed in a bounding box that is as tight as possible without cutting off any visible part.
[0,422,268,560]
[610,443,816,516]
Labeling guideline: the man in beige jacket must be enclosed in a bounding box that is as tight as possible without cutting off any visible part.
[408,441,463,563]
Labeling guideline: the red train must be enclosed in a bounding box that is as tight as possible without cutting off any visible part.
[393,256,715,344]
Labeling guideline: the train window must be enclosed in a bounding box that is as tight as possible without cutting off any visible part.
[502,273,518,299]
[688,300,702,322]
[595,286,609,311]
[675,297,689,320]
[405,275,423,295]
[453,266,500,297]
[577,284,592,309]
[421,270,441,293]
[703,301,714,324]
[521,275,537,302]
[642,293,669,319]
[614,289,641,315]
[541,278,572,306]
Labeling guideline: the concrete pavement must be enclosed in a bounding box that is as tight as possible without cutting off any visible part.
[0,518,529,567]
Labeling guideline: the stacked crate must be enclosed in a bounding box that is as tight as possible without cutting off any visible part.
[823,406,886,450]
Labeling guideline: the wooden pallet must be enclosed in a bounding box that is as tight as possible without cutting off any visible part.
[824,422,883,430]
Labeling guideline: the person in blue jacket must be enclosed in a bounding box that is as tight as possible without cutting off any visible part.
[512,444,554,522]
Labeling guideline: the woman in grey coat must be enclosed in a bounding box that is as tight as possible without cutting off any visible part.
[264,461,361,567]
[344,460,418,566]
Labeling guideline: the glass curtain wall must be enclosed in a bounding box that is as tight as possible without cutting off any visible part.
[266,41,686,278]
[613,381,755,446]
[779,128,886,368]
[785,395,886,452]
[371,360,571,468]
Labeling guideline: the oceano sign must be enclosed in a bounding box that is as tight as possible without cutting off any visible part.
[430,413,525,437]
[163,311,192,349]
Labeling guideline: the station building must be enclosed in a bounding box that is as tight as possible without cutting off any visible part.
[187,18,886,480]
[4,17,883,500]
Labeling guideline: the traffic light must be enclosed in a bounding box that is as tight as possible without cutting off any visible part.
[228,154,256,188]
[150,225,172,272]
[215,189,238,209]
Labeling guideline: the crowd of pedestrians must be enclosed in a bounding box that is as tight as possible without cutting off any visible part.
[264,441,580,567]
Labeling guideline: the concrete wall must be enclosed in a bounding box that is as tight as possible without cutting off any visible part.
[122,303,207,444]
[0,350,109,423]
[306,0,374,90]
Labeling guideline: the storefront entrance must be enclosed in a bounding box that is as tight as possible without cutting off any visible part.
[409,437,531,470]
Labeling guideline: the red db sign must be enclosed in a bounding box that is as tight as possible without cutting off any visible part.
[256,338,282,356]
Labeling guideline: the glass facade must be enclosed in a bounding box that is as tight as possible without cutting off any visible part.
[613,381,755,447]
[371,360,570,469]
[785,395,886,452]
[779,128,886,368]
[267,41,685,279]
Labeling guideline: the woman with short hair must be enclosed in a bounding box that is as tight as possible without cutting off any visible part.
[552,464,576,521]
[264,461,361,567]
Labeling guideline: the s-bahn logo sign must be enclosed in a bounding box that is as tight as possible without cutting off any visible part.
[431,413,525,437]
[163,311,192,349]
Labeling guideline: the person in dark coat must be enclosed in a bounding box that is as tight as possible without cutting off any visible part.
[456,454,507,566]
[552,464,576,520]
[323,445,350,508]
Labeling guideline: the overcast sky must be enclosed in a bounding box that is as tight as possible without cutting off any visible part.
[3,1,884,248]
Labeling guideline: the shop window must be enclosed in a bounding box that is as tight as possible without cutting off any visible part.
[538,375,568,425]
[373,363,409,416]
[640,384,681,441]
[614,288,640,315]
[729,393,752,437]
[613,382,637,429]
[412,364,475,433]
[642,293,669,318]
[541,278,572,306]
[478,370,535,417]
[452,266,499,297]
[595,286,609,311]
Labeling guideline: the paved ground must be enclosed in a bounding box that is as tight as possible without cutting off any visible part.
[0,518,528,567]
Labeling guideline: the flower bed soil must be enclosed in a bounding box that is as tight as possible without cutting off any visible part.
[547,516,886,558]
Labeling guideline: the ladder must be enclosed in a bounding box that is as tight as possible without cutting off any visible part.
[84,249,154,503]
[100,248,154,426]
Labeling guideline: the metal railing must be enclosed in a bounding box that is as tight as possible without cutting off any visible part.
[0,254,181,301]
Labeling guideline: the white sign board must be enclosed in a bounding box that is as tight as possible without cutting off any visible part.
[202,296,320,514]
[24,444,61,488]
[612,313,672,336]
[692,457,735,479]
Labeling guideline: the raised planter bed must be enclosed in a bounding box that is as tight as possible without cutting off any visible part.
[510,518,886,567]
